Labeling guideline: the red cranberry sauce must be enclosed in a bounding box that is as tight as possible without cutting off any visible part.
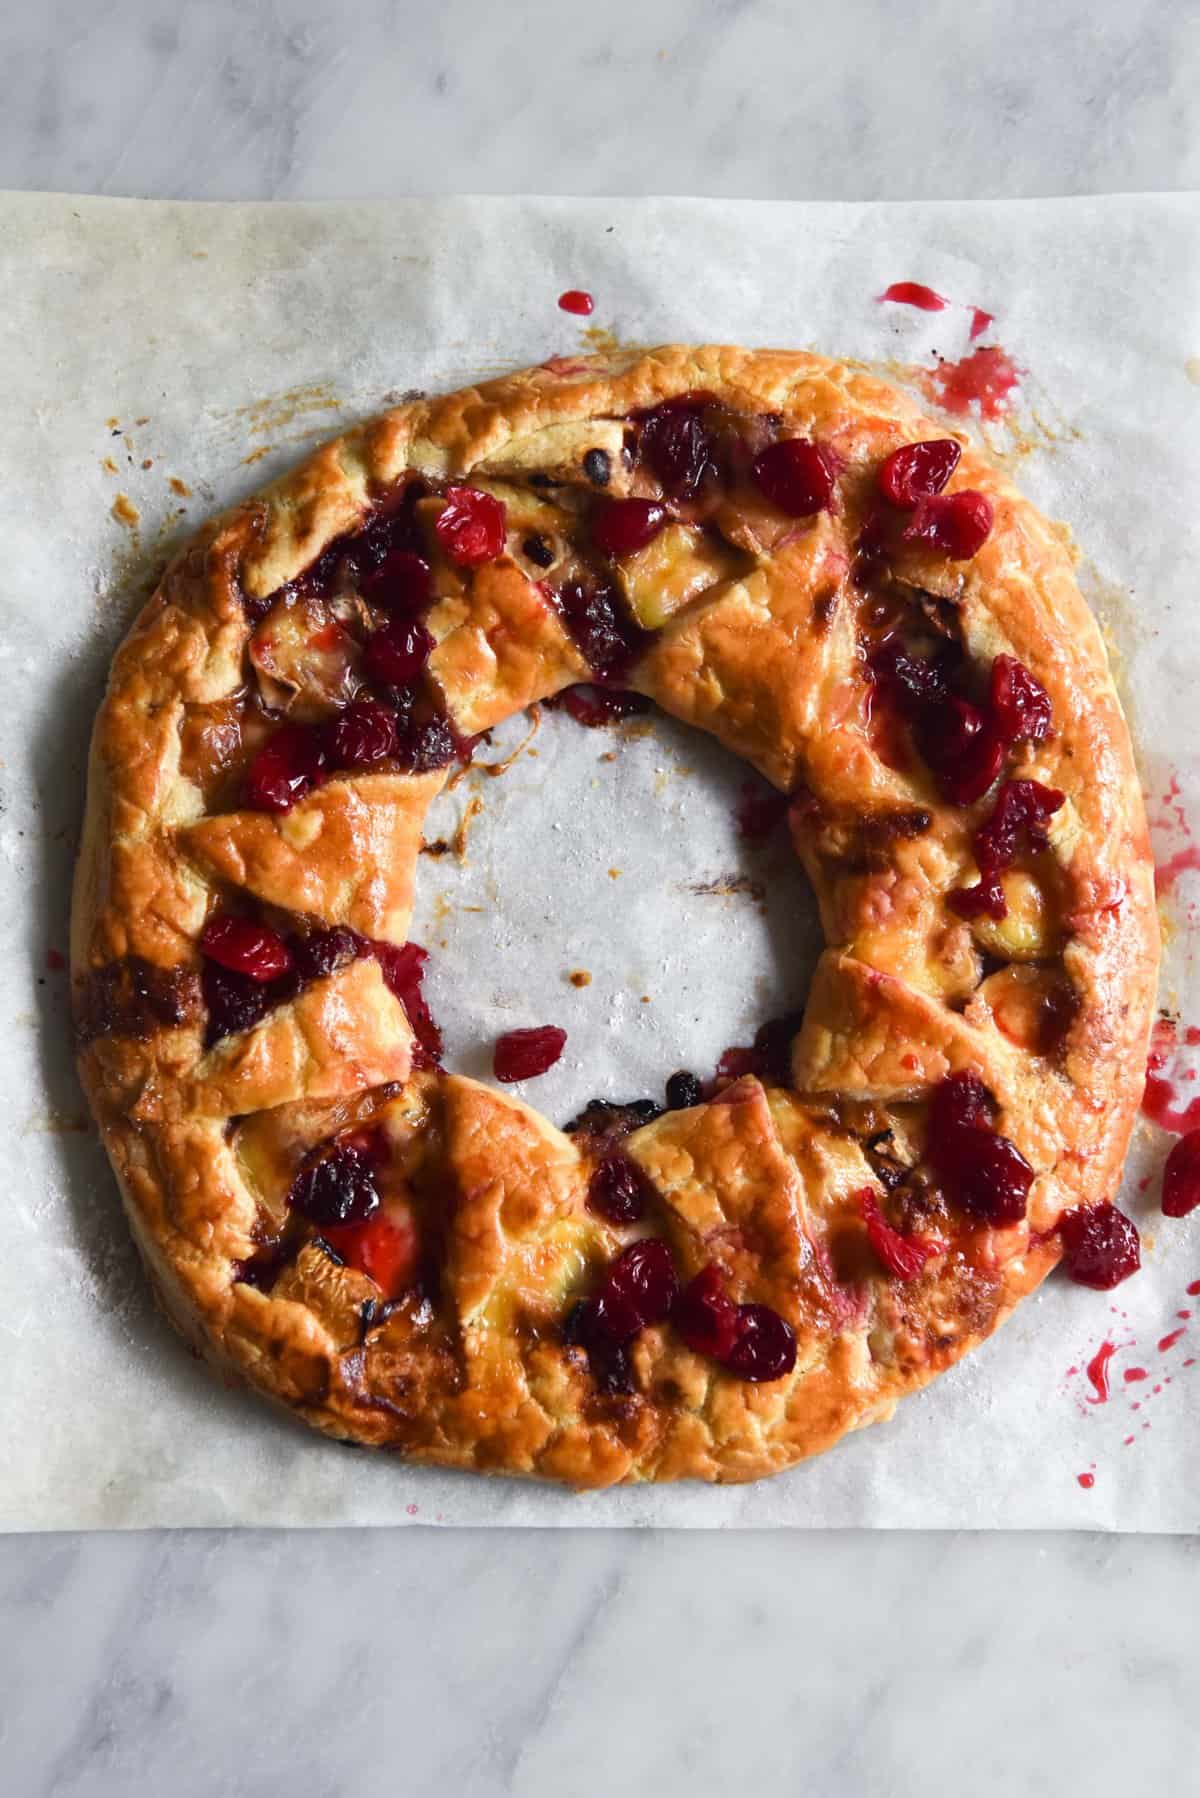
[1059,1201,1141,1289]
[925,1070,1034,1225]
[546,684,652,728]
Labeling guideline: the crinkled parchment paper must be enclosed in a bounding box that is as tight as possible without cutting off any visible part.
[4,192,1199,1528]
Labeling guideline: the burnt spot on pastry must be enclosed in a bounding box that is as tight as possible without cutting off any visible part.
[811,582,841,633]
[583,448,612,487]
[522,533,556,568]
[76,957,202,1044]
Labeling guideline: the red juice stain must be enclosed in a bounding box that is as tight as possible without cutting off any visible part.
[46,948,66,971]
[879,281,949,312]
[1123,1434,1135,1446]
[1155,844,1200,896]
[919,347,1024,421]
[1178,1309,1192,1320]
[1123,1366,1148,1383]
[558,290,595,317]
[1085,1339,1117,1403]
[1158,1327,1187,1352]
[969,307,995,340]
[1065,1364,1079,1378]
[1184,1358,1196,1367]
[1077,1471,1096,1489]
[1153,1383,1163,1393]
[1141,1018,1200,1133]
[1188,1280,1200,1296]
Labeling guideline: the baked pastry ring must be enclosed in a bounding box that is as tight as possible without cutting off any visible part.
[72,346,1157,1488]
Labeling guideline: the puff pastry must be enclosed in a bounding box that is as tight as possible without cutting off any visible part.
[72,347,1157,1487]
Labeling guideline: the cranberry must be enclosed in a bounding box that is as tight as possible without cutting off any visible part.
[592,499,668,558]
[394,713,458,773]
[288,1144,380,1228]
[242,723,326,813]
[989,654,1052,746]
[878,438,961,508]
[723,1304,797,1382]
[365,618,434,689]
[916,696,1004,805]
[591,1239,679,1342]
[555,580,647,682]
[289,925,360,988]
[950,778,1064,917]
[714,1045,758,1083]
[928,1110,1034,1226]
[638,398,718,497]
[368,939,444,1068]
[563,1302,634,1394]
[946,875,1008,921]
[587,1154,651,1225]
[551,684,652,728]
[493,1025,567,1082]
[902,490,994,559]
[325,697,399,769]
[558,289,595,316]
[714,1012,803,1091]
[200,916,293,982]
[434,486,507,566]
[751,439,838,516]
[751,1012,804,1085]
[869,637,949,713]
[858,1188,939,1282]
[735,781,790,842]
[673,1265,739,1360]
[361,551,432,614]
[665,1070,702,1110]
[1060,1202,1142,1288]
[930,1069,993,1134]
[1163,1131,1200,1217]
[202,963,273,1045]
[231,1243,289,1292]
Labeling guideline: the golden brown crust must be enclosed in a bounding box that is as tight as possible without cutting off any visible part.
[72,345,1158,1487]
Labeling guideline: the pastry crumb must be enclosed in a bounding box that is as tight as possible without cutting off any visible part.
[169,476,193,498]
[569,970,592,988]
[608,867,621,879]
[640,995,652,1003]
[111,494,140,528]
[100,456,118,475]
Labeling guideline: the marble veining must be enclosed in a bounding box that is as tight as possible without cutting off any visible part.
[2,1,1199,1792]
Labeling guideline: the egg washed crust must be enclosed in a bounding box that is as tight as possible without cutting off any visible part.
[71,346,1157,1488]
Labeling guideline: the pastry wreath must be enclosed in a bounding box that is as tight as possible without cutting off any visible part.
[72,345,1157,1489]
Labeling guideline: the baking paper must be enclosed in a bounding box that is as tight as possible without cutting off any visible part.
[4,192,1199,1528]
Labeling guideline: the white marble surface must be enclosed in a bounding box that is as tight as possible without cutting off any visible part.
[2,2,1200,1793]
